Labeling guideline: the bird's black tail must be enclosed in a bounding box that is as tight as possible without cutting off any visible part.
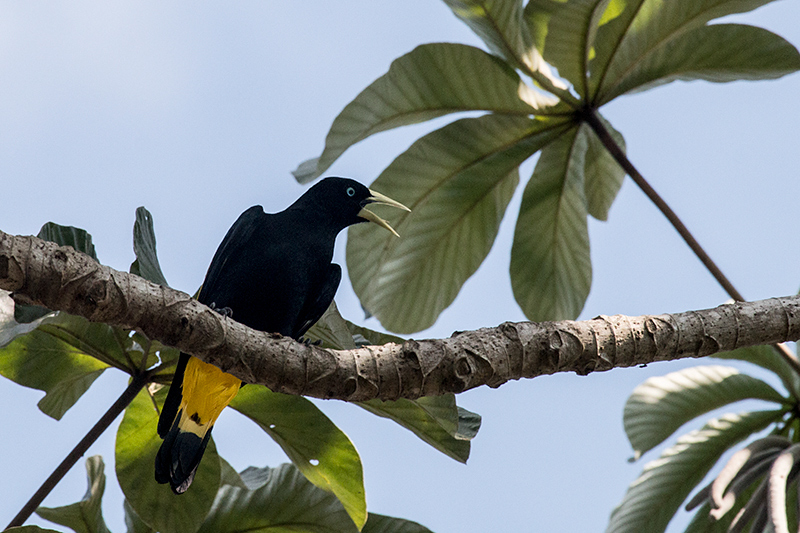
[155,409,212,494]
[155,353,240,494]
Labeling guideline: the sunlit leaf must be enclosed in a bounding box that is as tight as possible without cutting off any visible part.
[294,42,546,182]
[230,386,367,530]
[130,206,169,287]
[588,0,787,101]
[607,410,783,533]
[716,344,800,401]
[348,114,569,333]
[683,480,760,533]
[598,23,800,103]
[583,116,625,221]
[36,455,110,533]
[441,0,530,66]
[510,124,591,321]
[116,388,220,533]
[0,293,109,420]
[524,0,610,97]
[624,365,787,460]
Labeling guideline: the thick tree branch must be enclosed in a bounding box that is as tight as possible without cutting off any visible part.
[2,229,799,401]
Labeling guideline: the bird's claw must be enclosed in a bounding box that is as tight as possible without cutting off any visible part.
[299,337,322,346]
[209,302,233,318]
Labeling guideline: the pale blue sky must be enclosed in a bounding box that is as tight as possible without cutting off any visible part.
[1,2,799,532]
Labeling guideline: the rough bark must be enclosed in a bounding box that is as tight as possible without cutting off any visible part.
[2,229,799,401]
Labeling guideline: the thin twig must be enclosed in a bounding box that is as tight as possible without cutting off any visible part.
[582,107,800,377]
[4,371,151,530]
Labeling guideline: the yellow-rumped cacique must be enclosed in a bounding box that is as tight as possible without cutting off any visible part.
[155,177,409,494]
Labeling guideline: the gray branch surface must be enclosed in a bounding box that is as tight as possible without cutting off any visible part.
[2,229,799,401]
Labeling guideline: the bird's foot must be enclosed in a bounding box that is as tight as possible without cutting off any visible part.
[209,302,233,318]
[298,337,322,346]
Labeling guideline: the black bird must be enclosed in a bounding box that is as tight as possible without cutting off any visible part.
[155,177,409,494]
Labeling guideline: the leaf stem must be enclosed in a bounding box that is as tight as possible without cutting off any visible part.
[4,371,150,530]
[582,107,800,376]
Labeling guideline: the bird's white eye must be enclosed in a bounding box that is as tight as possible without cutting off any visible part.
[346,187,356,197]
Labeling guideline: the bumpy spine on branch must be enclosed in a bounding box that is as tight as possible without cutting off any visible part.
[1,229,799,401]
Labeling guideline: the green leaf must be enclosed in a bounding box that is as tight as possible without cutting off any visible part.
[683,480,761,533]
[294,42,547,182]
[606,410,783,533]
[583,116,625,221]
[36,455,111,533]
[14,221,98,322]
[442,0,528,61]
[130,207,169,287]
[358,394,481,463]
[0,301,109,420]
[362,513,434,533]
[197,463,360,533]
[348,114,569,333]
[116,388,220,533]
[624,365,787,460]
[510,124,591,321]
[37,222,98,261]
[229,386,367,530]
[716,345,800,401]
[123,500,155,533]
[303,301,358,350]
[219,457,248,490]
[6,527,63,532]
[524,0,610,97]
[589,0,787,102]
[598,23,800,103]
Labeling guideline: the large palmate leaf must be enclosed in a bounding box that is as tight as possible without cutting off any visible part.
[116,388,221,533]
[36,456,110,533]
[525,0,610,97]
[624,365,787,460]
[13,221,99,323]
[348,113,569,333]
[37,222,98,261]
[358,395,481,463]
[293,42,548,183]
[199,463,433,533]
[716,345,800,401]
[441,0,529,66]
[588,0,792,101]
[510,124,591,321]
[123,500,156,533]
[0,293,110,420]
[598,23,800,103]
[130,206,169,287]
[607,410,783,533]
[303,302,481,461]
[583,114,625,221]
[229,385,367,530]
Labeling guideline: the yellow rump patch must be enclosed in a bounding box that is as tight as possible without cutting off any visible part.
[178,357,242,437]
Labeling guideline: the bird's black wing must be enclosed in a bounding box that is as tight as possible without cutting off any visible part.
[292,263,341,340]
[198,205,264,306]
[157,352,190,438]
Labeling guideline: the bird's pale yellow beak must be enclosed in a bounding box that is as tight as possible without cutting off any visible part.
[358,189,411,238]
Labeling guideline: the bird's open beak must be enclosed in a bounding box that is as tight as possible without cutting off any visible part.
[358,189,411,238]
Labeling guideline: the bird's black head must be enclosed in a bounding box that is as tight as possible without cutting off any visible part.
[297,177,409,236]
